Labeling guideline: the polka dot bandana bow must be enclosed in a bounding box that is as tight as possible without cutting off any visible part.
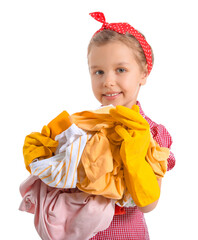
[89,12,153,74]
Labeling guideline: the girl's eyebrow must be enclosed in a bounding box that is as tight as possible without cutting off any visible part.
[116,62,129,66]
[90,65,100,70]
[90,62,129,69]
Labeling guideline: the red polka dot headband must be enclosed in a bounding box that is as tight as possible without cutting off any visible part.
[89,12,153,74]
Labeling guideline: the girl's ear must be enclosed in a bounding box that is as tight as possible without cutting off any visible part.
[140,70,148,86]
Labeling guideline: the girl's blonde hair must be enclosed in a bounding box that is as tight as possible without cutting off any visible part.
[88,30,154,74]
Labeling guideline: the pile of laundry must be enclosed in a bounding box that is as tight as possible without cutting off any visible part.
[19,105,169,240]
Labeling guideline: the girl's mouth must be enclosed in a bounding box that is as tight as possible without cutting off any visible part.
[102,92,122,100]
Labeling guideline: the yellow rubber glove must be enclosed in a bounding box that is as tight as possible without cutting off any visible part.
[23,111,72,172]
[47,111,72,140]
[110,105,160,207]
[23,125,58,172]
[110,105,148,130]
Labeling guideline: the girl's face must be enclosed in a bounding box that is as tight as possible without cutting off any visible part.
[88,41,148,108]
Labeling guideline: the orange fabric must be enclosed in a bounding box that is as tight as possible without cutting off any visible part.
[146,137,169,179]
[70,107,125,200]
[77,130,125,200]
[71,106,115,131]
[81,131,113,182]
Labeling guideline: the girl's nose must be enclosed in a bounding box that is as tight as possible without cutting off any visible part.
[103,73,115,88]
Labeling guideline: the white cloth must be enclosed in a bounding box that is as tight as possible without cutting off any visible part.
[30,123,92,189]
[116,195,136,208]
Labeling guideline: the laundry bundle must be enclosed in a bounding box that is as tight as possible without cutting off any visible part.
[19,105,169,240]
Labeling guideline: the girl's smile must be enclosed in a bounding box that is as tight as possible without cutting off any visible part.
[102,91,122,100]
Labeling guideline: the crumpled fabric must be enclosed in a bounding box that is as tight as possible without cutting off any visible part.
[19,175,115,240]
[29,123,92,189]
[77,130,125,200]
[71,106,170,203]
[146,137,169,179]
[71,107,125,200]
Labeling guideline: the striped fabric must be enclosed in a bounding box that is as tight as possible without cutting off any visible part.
[29,124,91,189]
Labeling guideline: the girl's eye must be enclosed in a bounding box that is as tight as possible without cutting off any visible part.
[117,68,126,73]
[95,70,104,75]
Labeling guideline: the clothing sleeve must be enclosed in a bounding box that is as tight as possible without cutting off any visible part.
[145,116,175,171]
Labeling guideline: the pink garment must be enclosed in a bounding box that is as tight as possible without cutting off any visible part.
[19,175,115,240]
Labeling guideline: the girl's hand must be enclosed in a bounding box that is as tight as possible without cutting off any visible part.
[110,105,160,208]
[109,105,149,130]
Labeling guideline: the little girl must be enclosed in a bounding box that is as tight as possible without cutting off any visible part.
[87,12,175,239]
[20,12,175,240]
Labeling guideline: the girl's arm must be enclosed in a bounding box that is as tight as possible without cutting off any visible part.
[137,178,162,213]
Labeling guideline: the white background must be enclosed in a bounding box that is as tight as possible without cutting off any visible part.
[1,0,198,239]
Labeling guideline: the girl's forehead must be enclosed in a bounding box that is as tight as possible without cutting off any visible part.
[88,42,136,61]
[89,40,131,51]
